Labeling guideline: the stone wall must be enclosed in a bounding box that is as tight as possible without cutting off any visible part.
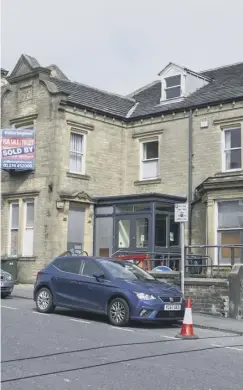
[151,272,229,317]
[240,279,243,319]
[184,278,229,316]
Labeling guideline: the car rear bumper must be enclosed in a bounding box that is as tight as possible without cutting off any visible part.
[1,280,14,294]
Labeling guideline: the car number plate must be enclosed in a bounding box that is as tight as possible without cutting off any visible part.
[164,304,181,311]
[0,282,4,287]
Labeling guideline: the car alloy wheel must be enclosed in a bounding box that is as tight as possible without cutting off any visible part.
[36,287,55,313]
[108,298,130,327]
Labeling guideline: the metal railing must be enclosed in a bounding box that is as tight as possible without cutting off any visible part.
[186,244,243,266]
[111,249,181,271]
[58,244,242,278]
[111,245,243,277]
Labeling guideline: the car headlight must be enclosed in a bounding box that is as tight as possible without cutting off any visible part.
[134,292,156,300]
[6,274,12,281]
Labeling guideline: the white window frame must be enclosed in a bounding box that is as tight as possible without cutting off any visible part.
[164,75,181,100]
[139,139,160,181]
[221,127,242,172]
[8,202,20,257]
[215,199,243,265]
[69,131,86,174]
[22,199,35,257]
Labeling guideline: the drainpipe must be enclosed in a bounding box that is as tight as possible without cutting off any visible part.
[188,109,193,248]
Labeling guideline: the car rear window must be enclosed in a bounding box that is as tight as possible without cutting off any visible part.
[53,257,82,274]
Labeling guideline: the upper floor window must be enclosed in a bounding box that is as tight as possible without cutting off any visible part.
[222,127,241,171]
[165,75,181,99]
[140,140,159,180]
[69,132,85,174]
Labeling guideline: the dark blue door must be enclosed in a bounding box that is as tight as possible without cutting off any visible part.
[79,259,114,312]
[51,257,83,307]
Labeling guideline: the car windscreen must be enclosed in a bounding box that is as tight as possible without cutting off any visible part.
[101,260,155,281]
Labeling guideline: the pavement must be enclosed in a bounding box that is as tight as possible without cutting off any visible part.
[1,296,243,389]
[12,284,243,335]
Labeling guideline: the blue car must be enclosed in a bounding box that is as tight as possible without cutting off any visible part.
[34,256,185,327]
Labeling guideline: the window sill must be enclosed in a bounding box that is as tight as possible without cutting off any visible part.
[66,172,90,180]
[1,256,36,261]
[134,178,162,186]
[220,169,242,174]
[19,256,36,261]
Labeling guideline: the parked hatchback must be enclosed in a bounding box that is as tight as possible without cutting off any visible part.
[34,256,185,326]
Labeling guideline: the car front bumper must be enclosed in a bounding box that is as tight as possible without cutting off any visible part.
[1,280,14,294]
[130,299,185,322]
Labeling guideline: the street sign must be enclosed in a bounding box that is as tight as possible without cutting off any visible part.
[174,203,188,295]
[174,203,188,223]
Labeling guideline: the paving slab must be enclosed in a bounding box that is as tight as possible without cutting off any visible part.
[193,313,243,335]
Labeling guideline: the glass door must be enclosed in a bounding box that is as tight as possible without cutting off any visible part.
[115,214,151,253]
[134,215,150,250]
[116,218,131,251]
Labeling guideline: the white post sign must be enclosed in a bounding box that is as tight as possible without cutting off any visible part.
[174,203,188,295]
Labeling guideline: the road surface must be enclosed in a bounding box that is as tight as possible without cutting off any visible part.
[2,296,243,389]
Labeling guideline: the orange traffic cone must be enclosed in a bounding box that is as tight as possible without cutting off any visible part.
[176,298,199,339]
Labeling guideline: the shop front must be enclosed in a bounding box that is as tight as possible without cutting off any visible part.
[93,193,186,258]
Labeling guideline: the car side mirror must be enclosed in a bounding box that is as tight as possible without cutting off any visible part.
[93,273,105,281]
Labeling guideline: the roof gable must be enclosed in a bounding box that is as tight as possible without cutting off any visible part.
[158,62,184,77]
[8,54,41,79]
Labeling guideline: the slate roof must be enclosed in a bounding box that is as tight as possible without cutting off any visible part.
[50,61,243,120]
[127,80,161,105]
[128,62,243,119]
[52,78,136,118]
[10,54,243,120]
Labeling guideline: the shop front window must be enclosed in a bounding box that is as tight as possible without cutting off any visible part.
[155,214,167,247]
[116,204,151,213]
[169,215,180,246]
[118,219,130,248]
[136,218,148,248]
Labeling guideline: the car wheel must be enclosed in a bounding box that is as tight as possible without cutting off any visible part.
[36,287,55,313]
[108,297,130,327]
[1,293,10,299]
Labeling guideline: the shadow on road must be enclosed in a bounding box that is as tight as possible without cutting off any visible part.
[51,308,180,329]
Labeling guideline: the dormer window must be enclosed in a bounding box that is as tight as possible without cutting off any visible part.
[159,62,211,104]
[165,75,181,99]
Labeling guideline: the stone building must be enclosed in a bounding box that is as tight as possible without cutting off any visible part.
[1,55,243,282]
